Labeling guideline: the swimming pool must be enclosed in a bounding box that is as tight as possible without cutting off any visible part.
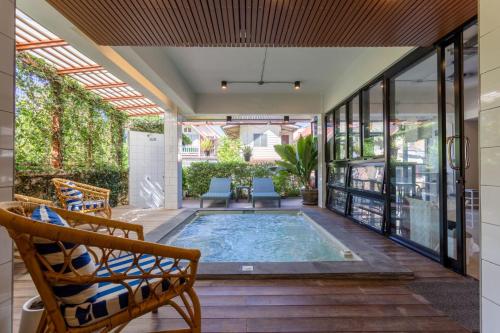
[163,210,360,263]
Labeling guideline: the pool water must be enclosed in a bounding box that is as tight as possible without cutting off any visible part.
[164,211,360,263]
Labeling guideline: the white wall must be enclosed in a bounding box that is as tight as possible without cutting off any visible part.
[323,47,412,112]
[240,124,282,161]
[479,0,500,330]
[196,93,321,116]
[0,0,14,331]
[128,131,165,208]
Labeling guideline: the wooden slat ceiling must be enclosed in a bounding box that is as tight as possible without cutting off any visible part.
[47,0,476,47]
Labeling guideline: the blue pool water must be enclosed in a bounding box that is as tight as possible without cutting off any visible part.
[165,211,358,262]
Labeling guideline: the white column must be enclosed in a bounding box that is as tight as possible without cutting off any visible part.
[164,107,182,209]
[0,0,15,332]
[480,1,500,331]
[317,115,326,208]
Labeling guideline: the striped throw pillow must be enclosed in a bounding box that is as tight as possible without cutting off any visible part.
[31,205,98,305]
[60,182,84,211]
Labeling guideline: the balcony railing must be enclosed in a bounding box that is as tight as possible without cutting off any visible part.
[182,146,199,154]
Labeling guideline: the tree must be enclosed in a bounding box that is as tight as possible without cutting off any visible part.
[217,137,243,163]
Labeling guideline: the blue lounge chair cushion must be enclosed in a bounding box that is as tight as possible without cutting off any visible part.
[60,182,84,209]
[61,253,181,327]
[253,192,280,198]
[68,200,105,211]
[201,192,231,199]
[202,178,231,198]
[31,205,98,306]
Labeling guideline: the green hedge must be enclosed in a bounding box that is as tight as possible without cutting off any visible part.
[15,167,128,207]
[184,162,301,198]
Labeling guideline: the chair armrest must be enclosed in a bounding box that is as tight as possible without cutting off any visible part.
[50,206,144,240]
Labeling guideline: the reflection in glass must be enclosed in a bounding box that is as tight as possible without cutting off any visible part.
[349,96,361,159]
[350,195,384,230]
[325,113,334,162]
[363,82,384,157]
[390,52,441,254]
[463,23,480,279]
[328,189,348,213]
[444,42,458,260]
[334,105,347,160]
[328,164,347,187]
[350,164,384,193]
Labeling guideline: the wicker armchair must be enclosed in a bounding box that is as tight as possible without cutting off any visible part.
[15,194,54,206]
[0,201,201,333]
[52,178,112,218]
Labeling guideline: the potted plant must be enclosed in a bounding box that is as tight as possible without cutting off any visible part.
[242,145,253,162]
[200,138,214,156]
[19,295,44,333]
[274,135,318,205]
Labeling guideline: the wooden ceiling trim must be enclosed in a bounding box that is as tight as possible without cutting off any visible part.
[367,0,412,46]
[47,0,477,47]
[400,1,455,46]
[322,0,351,46]
[305,0,332,46]
[340,0,379,46]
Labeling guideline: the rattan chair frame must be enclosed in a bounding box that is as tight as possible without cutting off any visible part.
[52,178,112,218]
[14,194,54,206]
[0,201,201,333]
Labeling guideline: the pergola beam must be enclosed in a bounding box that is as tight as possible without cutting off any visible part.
[85,82,128,90]
[127,112,164,117]
[104,95,145,102]
[117,104,159,111]
[57,65,104,75]
[16,39,68,51]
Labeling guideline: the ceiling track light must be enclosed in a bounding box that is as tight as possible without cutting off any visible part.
[226,116,232,122]
[220,80,301,91]
[284,115,290,122]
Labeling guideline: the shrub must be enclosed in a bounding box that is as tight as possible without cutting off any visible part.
[183,162,300,198]
[15,167,128,207]
[217,137,243,163]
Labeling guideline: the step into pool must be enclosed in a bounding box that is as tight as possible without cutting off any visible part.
[163,210,361,263]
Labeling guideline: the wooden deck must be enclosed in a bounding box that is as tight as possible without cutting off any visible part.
[13,206,472,332]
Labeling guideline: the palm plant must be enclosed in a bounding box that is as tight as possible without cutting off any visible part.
[274,135,318,190]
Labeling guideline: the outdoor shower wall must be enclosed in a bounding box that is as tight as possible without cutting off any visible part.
[128,131,165,208]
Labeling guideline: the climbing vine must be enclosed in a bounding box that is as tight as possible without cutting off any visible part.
[15,53,128,172]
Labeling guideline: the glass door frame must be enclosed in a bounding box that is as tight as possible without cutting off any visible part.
[438,33,466,274]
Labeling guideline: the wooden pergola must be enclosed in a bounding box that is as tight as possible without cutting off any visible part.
[15,9,164,117]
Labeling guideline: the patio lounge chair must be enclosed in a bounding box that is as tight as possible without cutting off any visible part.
[14,193,54,206]
[52,178,112,218]
[0,201,201,333]
[252,177,281,208]
[200,177,232,208]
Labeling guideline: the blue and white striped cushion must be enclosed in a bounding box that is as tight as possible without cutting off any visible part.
[61,253,180,327]
[31,205,98,305]
[68,200,105,212]
[61,182,84,210]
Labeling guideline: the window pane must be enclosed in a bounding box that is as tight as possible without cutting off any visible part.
[389,52,440,254]
[350,164,384,193]
[327,189,348,213]
[328,163,347,187]
[349,96,361,159]
[334,105,347,160]
[363,82,384,157]
[349,195,385,230]
[253,133,267,147]
[325,114,334,161]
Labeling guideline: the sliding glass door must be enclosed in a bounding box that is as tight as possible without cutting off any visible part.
[389,52,441,255]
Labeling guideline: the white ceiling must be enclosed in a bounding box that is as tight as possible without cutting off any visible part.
[163,47,380,94]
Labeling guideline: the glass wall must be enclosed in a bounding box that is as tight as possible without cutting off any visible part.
[389,52,440,253]
[348,96,361,159]
[324,20,478,274]
[334,105,347,160]
[325,113,334,162]
[363,82,385,157]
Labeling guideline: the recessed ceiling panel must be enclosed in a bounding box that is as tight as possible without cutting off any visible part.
[47,0,476,47]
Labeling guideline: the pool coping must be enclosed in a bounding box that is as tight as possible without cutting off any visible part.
[146,208,414,280]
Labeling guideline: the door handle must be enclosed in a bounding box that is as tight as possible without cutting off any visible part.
[464,136,471,170]
[446,136,460,170]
